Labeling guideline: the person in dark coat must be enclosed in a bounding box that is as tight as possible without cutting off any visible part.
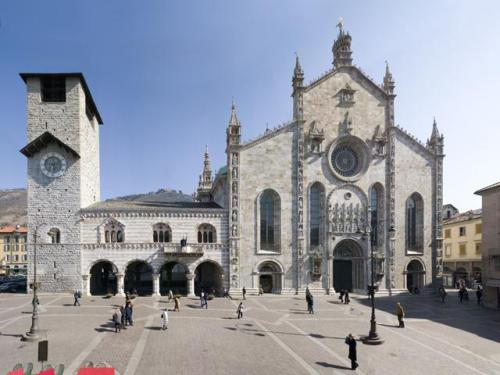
[112,310,121,333]
[344,290,350,304]
[458,287,465,303]
[306,292,314,314]
[242,287,247,300]
[476,286,483,305]
[120,305,126,329]
[203,291,208,309]
[396,302,405,328]
[438,286,447,303]
[339,289,345,303]
[345,333,358,370]
[73,290,81,306]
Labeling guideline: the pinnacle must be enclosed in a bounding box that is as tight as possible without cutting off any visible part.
[229,101,239,126]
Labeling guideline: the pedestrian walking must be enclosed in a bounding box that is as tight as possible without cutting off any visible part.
[396,302,405,328]
[476,286,483,305]
[174,296,180,312]
[203,291,208,309]
[237,302,244,319]
[168,289,173,302]
[200,291,205,308]
[258,287,264,296]
[345,333,358,370]
[339,289,345,303]
[438,286,447,303]
[161,309,169,330]
[120,305,126,330]
[344,290,350,305]
[242,287,246,300]
[112,310,121,333]
[73,290,81,306]
[458,287,465,303]
[125,302,134,326]
[306,293,314,314]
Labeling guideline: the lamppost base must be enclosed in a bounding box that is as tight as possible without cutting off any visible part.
[361,334,384,345]
[21,331,40,342]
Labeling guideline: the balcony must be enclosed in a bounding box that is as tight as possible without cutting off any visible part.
[81,242,226,255]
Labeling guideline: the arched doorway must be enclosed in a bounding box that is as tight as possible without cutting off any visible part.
[406,259,425,292]
[333,239,364,292]
[160,262,188,296]
[89,260,118,295]
[258,261,282,293]
[124,261,153,296]
[195,261,223,296]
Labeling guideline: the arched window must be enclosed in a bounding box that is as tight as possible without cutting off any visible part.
[260,190,281,251]
[152,223,172,243]
[370,184,384,248]
[309,183,324,248]
[406,193,424,251]
[48,228,60,244]
[197,224,216,244]
[104,219,125,243]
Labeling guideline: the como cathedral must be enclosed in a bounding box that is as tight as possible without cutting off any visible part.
[20,24,444,297]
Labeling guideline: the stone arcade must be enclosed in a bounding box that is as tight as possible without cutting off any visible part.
[21,25,444,296]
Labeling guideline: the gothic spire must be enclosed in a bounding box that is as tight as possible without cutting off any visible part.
[427,117,444,155]
[332,18,353,68]
[228,101,240,127]
[383,61,395,95]
[430,117,440,140]
[292,53,304,93]
[197,145,213,201]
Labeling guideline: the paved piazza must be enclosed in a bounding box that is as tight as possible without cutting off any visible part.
[0,292,499,375]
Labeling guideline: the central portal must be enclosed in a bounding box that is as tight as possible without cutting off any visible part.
[332,239,364,292]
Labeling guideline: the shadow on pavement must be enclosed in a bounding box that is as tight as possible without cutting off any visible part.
[357,292,500,342]
[316,362,351,370]
[144,326,163,331]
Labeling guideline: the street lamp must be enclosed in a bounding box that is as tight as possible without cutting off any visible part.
[359,219,384,345]
[22,225,45,342]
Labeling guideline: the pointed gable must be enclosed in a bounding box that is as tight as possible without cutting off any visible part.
[19,131,80,158]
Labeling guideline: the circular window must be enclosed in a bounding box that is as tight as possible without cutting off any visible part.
[328,136,369,181]
[331,146,359,177]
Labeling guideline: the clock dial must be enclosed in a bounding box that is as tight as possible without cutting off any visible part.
[40,152,66,178]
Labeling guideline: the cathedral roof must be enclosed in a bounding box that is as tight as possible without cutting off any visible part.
[475,181,500,195]
[80,200,224,214]
[20,131,80,158]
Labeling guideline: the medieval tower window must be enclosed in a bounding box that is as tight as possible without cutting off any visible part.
[104,219,125,243]
[41,76,66,102]
[48,228,61,244]
[309,183,325,247]
[406,193,424,252]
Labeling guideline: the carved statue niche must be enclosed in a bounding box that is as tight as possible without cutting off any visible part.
[339,111,353,136]
[372,125,387,156]
[308,120,325,154]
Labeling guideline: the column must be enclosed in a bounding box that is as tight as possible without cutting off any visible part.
[220,273,226,294]
[252,272,259,290]
[186,273,195,297]
[153,273,160,296]
[82,274,90,296]
[116,273,125,296]
[327,256,333,294]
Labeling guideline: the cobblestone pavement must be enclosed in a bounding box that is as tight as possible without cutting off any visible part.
[0,291,499,375]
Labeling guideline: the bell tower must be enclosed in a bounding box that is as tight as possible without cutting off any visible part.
[19,73,102,292]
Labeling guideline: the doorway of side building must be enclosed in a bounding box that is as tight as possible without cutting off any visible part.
[195,261,223,296]
[160,262,188,296]
[406,259,425,292]
[258,261,282,294]
[124,260,153,296]
[89,260,118,295]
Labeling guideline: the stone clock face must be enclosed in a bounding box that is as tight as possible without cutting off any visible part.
[40,152,67,178]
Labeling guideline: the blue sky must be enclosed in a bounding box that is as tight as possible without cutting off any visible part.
[1,1,498,210]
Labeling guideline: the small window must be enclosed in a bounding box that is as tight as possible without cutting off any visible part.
[444,229,451,238]
[197,224,216,244]
[48,228,61,244]
[116,231,123,243]
[444,245,451,257]
[459,227,466,236]
[459,244,466,256]
[475,243,481,255]
[475,223,482,234]
[41,76,66,102]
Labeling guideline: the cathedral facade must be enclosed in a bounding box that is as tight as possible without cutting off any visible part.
[21,26,444,296]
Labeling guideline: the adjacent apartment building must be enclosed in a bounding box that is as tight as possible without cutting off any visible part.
[475,182,500,309]
[0,225,28,275]
[442,209,482,287]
